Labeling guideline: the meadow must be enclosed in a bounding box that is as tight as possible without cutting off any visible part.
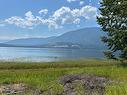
[0,60,127,95]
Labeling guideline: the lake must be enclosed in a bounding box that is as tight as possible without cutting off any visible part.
[0,47,105,62]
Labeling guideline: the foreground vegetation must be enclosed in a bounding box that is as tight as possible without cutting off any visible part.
[0,60,127,95]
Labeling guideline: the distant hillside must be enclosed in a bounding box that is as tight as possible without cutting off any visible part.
[4,36,56,46]
[52,27,104,47]
[0,43,15,47]
[1,27,106,49]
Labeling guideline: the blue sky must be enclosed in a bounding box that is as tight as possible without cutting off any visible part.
[0,0,100,41]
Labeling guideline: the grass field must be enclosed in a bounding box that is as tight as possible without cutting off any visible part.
[0,60,127,95]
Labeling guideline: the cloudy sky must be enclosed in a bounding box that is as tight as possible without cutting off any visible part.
[0,0,100,41]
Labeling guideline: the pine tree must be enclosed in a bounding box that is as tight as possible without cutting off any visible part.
[97,0,127,61]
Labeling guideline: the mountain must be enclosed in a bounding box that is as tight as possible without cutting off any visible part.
[1,27,105,49]
[0,43,15,47]
[52,27,104,47]
[4,36,56,46]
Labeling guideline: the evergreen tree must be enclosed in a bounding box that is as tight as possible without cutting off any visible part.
[97,0,127,61]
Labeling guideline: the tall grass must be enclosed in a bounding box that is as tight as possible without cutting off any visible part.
[0,60,127,94]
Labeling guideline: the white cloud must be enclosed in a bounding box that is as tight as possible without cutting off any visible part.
[73,18,80,24]
[51,6,97,25]
[5,16,36,28]
[79,1,84,5]
[51,6,81,25]
[39,9,48,15]
[71,9,80,17]
[25,11,34,20]
[5,11,38,29]
[51,6,80,25]
[80,5,98,20]
[67,0,78,3]
[67,0,84,6]
[2,5,98,29]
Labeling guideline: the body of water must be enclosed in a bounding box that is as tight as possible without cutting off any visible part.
[0,47,105,62]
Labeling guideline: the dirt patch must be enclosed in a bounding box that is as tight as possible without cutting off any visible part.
[0,83,27,94]
[59,74,108,95]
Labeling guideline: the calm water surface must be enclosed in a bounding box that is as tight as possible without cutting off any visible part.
[0,47,105,62]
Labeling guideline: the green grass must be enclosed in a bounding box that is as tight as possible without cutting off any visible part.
[0,60,127,95]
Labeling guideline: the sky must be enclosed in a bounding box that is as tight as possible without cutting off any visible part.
[0,0,101,41]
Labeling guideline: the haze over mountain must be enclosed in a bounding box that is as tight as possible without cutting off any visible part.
[0,27,105,49]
